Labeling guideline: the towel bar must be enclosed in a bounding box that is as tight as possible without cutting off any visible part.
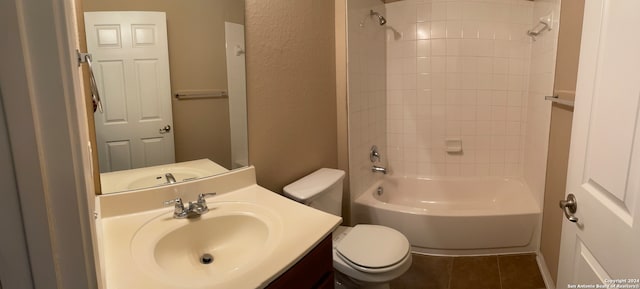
[545,95,574,107]
[174,90,228,99]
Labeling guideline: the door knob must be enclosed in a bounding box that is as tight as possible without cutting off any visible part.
[159,125,171,134]
[559,193,579,223]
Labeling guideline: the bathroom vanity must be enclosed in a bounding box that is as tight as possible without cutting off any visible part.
[266,234,334,289]
[95,167,340,289]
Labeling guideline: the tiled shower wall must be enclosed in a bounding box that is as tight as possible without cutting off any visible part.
[347,0,387,197]
[524,0,560,205]
[385,0,535,177]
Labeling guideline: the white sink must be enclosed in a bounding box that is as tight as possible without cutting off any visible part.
[97,167,342,289]
[100,159,229,194]
[129,202,283,288]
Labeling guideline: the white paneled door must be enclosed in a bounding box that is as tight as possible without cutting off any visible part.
[557,0,640,288]
[84,11,174,172]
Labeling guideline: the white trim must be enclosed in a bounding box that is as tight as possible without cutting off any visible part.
[537,252,556,289]
[0,83,34,289]
[0,0,58,286]
[0,0,97,288]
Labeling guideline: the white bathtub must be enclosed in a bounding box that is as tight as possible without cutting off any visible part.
[353,177,541,255]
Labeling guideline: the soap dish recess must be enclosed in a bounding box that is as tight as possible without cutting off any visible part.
[445,138,462,153]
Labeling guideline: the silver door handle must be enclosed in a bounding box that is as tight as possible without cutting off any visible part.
[559,193,579,223]
[159,125,171,134]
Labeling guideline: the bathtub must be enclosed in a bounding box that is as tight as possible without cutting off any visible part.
[353,177,541,255]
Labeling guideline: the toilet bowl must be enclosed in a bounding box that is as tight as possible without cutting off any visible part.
[332,225,412,288]
[283,168,412,288]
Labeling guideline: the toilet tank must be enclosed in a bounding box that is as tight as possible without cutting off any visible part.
[283,168,345,217]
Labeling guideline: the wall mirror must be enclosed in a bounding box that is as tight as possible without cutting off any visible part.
[80,0,248,194]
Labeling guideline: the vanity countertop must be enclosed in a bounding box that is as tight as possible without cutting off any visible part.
[100,158,229,194]
[95,167,341,289]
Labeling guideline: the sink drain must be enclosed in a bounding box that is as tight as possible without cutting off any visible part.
[200,253,214,265]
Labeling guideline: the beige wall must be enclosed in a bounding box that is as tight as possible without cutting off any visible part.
[245,0,338,193]
[335,0,351,223]
[540,0,585,284]
[83,0,244,168]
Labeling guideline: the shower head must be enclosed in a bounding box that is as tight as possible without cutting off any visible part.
[370,10,387,26]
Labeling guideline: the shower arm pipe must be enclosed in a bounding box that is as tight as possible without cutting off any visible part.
[527,21,550,36]
[360,9,387,27]
[527,14,552,41]
[370,10,387,25]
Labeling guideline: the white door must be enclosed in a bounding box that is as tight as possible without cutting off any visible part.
[557,0,640,287]
[84,11,174,172]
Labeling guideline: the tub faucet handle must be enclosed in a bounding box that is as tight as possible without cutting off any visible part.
[370,145,381,162]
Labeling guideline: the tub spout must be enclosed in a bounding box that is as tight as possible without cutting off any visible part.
[372,165,387,174]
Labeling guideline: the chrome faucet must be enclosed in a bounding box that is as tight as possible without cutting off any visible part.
[164,193,217,219]
[372,165,387,174]
[164,173,177,184]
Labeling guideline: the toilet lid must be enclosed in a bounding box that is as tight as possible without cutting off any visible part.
[336,225,410,270]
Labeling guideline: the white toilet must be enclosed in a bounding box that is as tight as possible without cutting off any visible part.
[283,168,412,289]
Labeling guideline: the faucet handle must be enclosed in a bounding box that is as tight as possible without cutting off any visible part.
[370,145,381,163]
[197,193,217,204]
[190,193,217,215]
[164,197,183,207]
[164,198,188,218]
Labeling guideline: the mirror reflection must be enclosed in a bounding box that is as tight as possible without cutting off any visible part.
[81,0,247,194]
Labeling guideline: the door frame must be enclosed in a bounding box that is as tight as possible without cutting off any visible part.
[0,0,98,288]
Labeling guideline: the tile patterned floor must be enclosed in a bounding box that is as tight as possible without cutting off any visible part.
[391,253,546,289]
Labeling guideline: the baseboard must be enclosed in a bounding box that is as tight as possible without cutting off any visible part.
[537,252,556,289]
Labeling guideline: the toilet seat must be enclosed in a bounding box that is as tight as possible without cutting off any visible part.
[335,224,410,273]
[337,248,411,274]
